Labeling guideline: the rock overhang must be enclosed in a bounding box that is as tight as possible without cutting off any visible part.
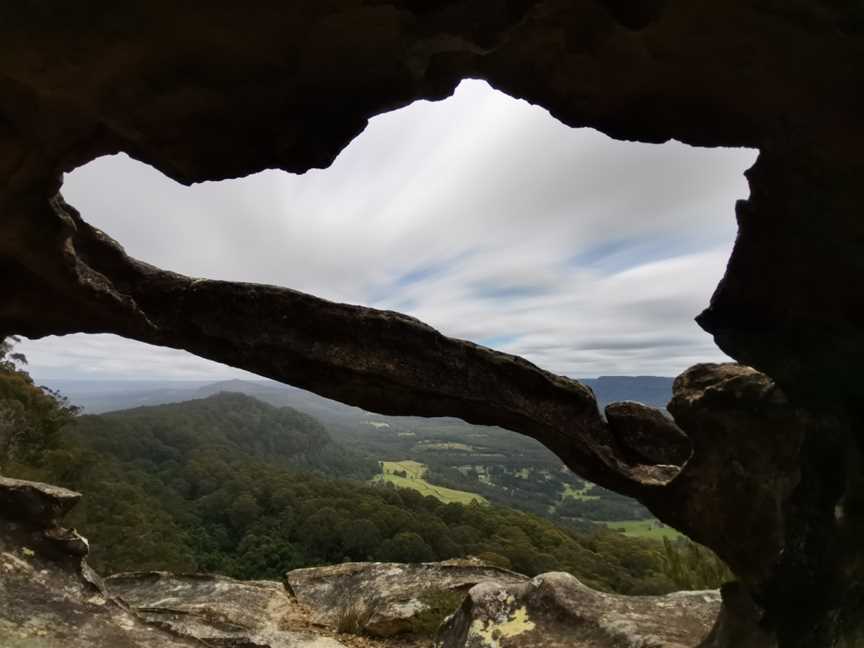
[3,3,864,645]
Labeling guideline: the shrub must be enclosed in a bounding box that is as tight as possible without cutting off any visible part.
[410,589,466,636]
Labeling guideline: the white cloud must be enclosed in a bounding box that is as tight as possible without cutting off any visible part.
[17,80,757,382]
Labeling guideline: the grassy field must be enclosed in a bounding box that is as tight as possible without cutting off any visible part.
[373,460,487,505]
[605,519,681,540]
[561,482,600,501]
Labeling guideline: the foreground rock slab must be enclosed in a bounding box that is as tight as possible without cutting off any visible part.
[0,475,82,526]
[0,477,198,648]
[437,572,721,648]
[0,476,348,647]
[287,561,529,637]
[106,571,347,648]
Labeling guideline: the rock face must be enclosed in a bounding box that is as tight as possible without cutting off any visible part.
[0,477,199,648]
[2,4,864,646]
[286,561,529,637]
[0,475,82,527]
[638,364,861,647]
[106,571,347,648]
[1,2,861,411]
[437,572,721,648]
[0,476,348,648]
[604,402,691,466]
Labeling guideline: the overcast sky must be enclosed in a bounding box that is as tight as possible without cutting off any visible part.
[19,80,756,382]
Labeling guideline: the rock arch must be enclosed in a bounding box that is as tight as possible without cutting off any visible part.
[2,2,862,645]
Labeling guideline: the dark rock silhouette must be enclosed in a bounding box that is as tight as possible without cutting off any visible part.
[1,4,862,645]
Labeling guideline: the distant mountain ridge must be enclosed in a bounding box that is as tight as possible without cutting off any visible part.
[46,377,672,529]
[48,375,674,416]
[580,376,674,409]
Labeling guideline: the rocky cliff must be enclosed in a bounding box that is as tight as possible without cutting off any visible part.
[0,477,200,648]
[2,3,862,645]
[0,476,723,647]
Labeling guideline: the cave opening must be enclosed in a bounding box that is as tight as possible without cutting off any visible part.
[0,0,864,648]
[20,79,757,383]
[3,78,767,641]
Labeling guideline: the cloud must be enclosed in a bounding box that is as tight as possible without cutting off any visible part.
[16,80,757,382]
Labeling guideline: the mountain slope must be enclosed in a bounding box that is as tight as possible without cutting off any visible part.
[48,375,674,416]
[45,378,672,527]
[6,386,728,596]
[72,391,365,475]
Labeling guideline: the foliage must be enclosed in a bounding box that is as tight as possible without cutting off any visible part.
[556,486,653,522]
[0,338,79,472]
[335,596,378,635]
[410,589,465,636]
[2,358,733,597]
[604,519,680,541]
[662,537,734,590]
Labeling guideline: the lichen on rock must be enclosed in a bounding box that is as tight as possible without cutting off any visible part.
[437,572,721,648]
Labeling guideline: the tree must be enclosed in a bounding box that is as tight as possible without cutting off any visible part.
[378,531,435,563]
[662,537,733,590]
[340,518,381,560]
[228,493,261,531]
[0,337,78,472]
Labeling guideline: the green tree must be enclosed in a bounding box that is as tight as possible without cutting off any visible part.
[662,537,733,590]
[228,493,261,531]
[0,337,78,473]
[378,531,435,563]
[340,518,382,560]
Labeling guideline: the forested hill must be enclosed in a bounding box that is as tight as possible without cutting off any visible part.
[68,391,377,479]
[48,375,674,416]
[3,366,729,596]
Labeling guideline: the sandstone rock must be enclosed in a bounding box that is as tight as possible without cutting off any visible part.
[437,572,721,648]
[0,475,81,527]
[2,4,863,645]
[654,364,812,588]
[106,571,347,648]
[0,477,347,648]
[635,363,856,646]
[699,583,776,648]
[0,478,199,648]
[286,560,529,637]
[605,402,691,466]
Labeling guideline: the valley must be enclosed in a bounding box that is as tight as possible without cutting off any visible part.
[1,351,730,632]
[48,375,677,538]
[373,460,486,505]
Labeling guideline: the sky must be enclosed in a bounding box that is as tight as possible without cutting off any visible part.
[18,80,757,382]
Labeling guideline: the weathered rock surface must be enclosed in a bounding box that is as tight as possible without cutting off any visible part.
[3,4,864,646]
[286,561,528,637]
[638,364,860,646]
[1,1,862,412]
[698,583,776,648]
[0,475,81,526]
[605,402,691,466]
[0,477,199,648]
[106,571,347,648]
[0,476,349,648]
[437,571,721,648]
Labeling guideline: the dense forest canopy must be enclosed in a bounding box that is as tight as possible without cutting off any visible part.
[0,339,729,594]
[45,374,668,525]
